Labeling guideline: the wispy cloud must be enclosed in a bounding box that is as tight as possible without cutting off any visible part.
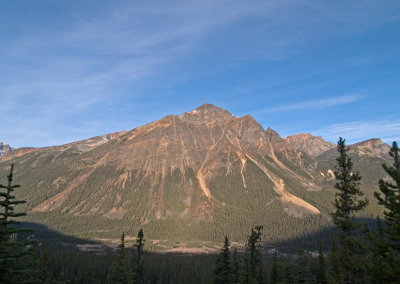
[253,94,362,114]
[313,120,400,144]
[1,1,272,117]
[1,1,399,147]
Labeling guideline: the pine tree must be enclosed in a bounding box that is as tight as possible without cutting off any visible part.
[214,236,231,284]
[0,164,34,283]
[295,250,313,283]
[231,248,240,284]
[365,218,390,282]
[283,261,294,284]
[107,232,128,284]
[34,250,51,284]
[269,251,278,284]
[331,137,368,283]
[241,255,251,284]
[327,239,341,283]
[316,243,327,284]
[133,229,145,284]
[372,141,400,281]
[244,226,264,283]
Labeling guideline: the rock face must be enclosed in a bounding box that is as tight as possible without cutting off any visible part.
[65,131,127,153]
[0,104,392,242]
[350,138,391,158]
[316,138,391,160]
[285,133,335,157]
[0,142,12,156]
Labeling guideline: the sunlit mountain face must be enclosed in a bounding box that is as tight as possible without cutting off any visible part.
[0,104,391,244]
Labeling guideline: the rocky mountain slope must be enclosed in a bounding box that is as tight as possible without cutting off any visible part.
[0,104,392,244]
[285,133,336,157]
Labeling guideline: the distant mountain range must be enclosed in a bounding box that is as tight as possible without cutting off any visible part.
[0,104,392,246]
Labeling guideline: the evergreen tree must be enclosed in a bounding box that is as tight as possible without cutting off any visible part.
[365,217,390,282]
[269,251,278,284]
[244,226,264,283]
[133,229,145,284]
[241,255,251,284]
[372,141,400,281]
[214,235,231,284]
[283,261,294,284]
[331,137,368,283]
[327,239,340,283]
[231,248,240,284]
[107,232,128,284]
[316,243,327,284]
[295,250,313,283]
[34,250,51,284]
[0,164,34,283]
[256,264,265,284]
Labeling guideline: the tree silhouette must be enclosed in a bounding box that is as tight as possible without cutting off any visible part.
[331,138,368,283]
[107,232,128,283]
[133,228,145,284]
[214,235,231,284]
[372,141,400,281]
[0,164,33,283]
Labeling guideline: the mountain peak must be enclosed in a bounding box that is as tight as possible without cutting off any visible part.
[351,138,390,158]
[285,133,335,157]
[180,104,232,124]
[355,138,384,144]
[266,127,283,143]
[190,103,232,116]
[195,103,221,111]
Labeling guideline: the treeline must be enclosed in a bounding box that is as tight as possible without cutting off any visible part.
[1,139,400,283]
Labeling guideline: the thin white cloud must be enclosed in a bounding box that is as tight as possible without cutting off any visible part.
[254,94,362,114]
[313,120,400,144]
[1,0,399,147]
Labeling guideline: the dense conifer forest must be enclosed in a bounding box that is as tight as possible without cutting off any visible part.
[1,139,399,283]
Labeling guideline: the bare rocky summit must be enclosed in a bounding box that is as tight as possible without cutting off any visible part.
[285,133,335,157]
[350,138,391,158]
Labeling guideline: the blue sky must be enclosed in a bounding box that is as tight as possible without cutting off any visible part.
[1,0,400,148]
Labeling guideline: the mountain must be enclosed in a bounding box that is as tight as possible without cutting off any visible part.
[0,104,392,246]
[316,138,391,185]
[350,138,391,159]
[285,133,336,157]
[0,131,126,161]
[0,141,12,156]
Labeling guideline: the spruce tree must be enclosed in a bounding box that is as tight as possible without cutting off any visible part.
[107,232,128,284]
[316,243,327,284]
[244,226,264,283]
[133,228,145,284]
[0,164,33,283]
[241,255,251,284]
[295,250,313,283]
[372,141,400,281]
[327,239,340,283]
[331,137,368,283]
[231,248,240,284]
[283,261,294,284]
[269,251,278,284]
[214,236,231,284]
[366,217,390,282]
[33,250,51,284]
